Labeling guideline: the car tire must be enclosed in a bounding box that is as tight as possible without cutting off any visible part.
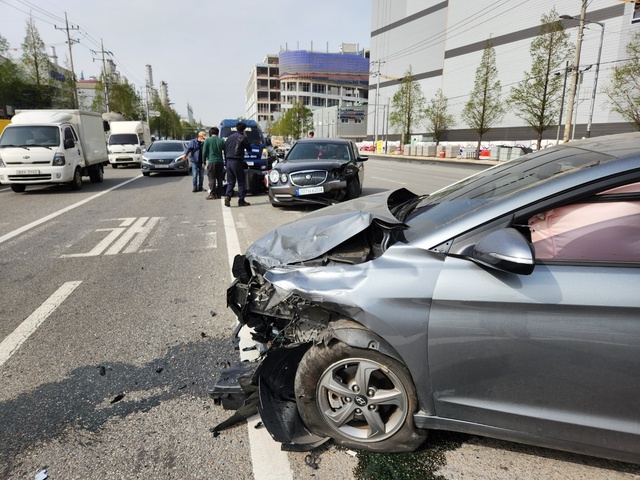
[88,164,104,183]
[10,184,26,193]
[142,172,150,177]
[346,178,361,200]
[70,167,82,190]
[111,164,118,169]
[294,340,426,452]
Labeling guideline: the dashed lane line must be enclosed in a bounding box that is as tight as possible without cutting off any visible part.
[0,281,82,367]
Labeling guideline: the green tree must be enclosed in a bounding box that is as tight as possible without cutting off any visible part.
[21,16,54,107]
[272,101,312,140]
[389,66,425,145]
[507,9,572,149]
[423,89,456,149]
[148,99,183,139]
[604,31,640,130]
[0,33,29,113]
[462,40,505,159]
[91,77,142,119]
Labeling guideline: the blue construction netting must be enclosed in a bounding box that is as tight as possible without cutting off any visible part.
[279,51,369,84]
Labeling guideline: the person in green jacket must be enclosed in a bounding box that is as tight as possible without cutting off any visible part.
[202,127,226,199]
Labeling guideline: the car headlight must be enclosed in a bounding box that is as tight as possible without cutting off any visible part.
[53,152,66,166]
[0,155,5,167]
[135,147,141,154]
[108,147,113,154]
[174,155,184,163]
[261,148,268,160]
[269,170,280,184]
[280,172,288,183]
[141,156,151,164]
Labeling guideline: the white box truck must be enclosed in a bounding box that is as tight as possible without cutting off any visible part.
[0,109,109,193]
[107,120,151,168]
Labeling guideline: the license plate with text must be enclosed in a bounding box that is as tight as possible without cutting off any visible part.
[296,186,324,195]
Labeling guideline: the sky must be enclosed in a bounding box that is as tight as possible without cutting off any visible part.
[0,0,372,126]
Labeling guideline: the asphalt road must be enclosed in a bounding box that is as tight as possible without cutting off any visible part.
[1,158,638,479]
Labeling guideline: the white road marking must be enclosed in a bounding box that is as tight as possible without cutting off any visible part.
[371,176,407,185]
[205,232,217,249]
[0,175,143,246]
[221,199,294,480]
[0,281,82,367]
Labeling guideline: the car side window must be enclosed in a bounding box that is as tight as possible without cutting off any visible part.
[528,182,640,263]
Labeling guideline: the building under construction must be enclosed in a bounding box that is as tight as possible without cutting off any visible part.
[245,43,370,138]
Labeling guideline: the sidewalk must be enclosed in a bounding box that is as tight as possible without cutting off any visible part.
[365,152,500,167]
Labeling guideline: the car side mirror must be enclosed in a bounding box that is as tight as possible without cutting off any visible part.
[64,137,75,149]
[471,228,534,275]
[359,155,369,161]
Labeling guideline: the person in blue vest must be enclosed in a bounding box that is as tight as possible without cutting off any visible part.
[183,131,206,192]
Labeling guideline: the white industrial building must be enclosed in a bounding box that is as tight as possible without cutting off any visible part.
[369,0,639,148]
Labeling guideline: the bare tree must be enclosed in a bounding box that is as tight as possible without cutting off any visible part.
[462,40,505,159]
[389,66,426,146]
[424,89,456,150]
[604,31,640,130]
[508,8,573,149]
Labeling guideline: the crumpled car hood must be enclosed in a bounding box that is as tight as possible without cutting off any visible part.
[246,188,418,269]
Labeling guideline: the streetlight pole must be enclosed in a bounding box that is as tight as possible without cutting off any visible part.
[561,1,587,143]
[586,21,605,138]
[556,61,569,143]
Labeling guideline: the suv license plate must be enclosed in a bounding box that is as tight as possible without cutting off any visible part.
[16,169,40,175]
[296,186,324,195]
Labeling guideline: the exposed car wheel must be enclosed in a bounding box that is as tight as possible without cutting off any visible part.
[111,164,118,169]
[295,341,426,452]
[70,167,82,190]
[88,164,104,183]
[10,184,26,193]
[346,178,361,200]
[142,172,150,177]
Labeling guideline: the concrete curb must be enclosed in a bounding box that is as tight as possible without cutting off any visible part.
[365,152,501,167]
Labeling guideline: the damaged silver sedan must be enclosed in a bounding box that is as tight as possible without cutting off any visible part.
[212,132,640,464]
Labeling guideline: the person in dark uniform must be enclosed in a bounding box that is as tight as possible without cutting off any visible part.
[223,121,252,207]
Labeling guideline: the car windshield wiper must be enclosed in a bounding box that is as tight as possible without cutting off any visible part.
[31,144,53,149]
[0,144,29,149]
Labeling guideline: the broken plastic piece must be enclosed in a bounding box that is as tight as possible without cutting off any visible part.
[305,453,320,470]
[35,468,48,480]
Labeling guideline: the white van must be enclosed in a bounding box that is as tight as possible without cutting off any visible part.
[0,109,109,193]
[108,121,151,168]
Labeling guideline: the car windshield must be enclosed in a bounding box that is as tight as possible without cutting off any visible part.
[220,126,263,145]
[0,126,60,147]
[147,141,184,152]
[109,133,139,145]
[287,142,351,161]
[403,147,615,241]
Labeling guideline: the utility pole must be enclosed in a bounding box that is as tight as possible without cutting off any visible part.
[91,40,113,112]
[370,60,385,145]
[563,0,587,143]
[55,12,79,109]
